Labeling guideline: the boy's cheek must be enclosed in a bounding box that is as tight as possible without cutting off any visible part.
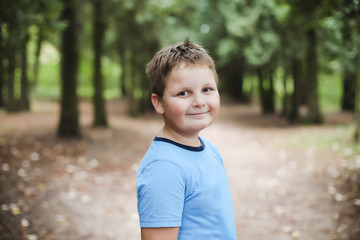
[165,99,187,114]
[170,105,187,117]
[210,97,221,111]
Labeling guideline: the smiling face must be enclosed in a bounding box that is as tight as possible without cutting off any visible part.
[151,64,220,142]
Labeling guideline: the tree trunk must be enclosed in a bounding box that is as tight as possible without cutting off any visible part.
[354,54,360,142]
[281,67,289,116]
[0,23,4,108]
[257,68,265,112]
[118,51,126,98]
[58,0,80,137]
[33,28,44,87]
[128,55,141,116]
[342,71,356,111]
[355,79,360,142]
[220,55,246,102]
[140,59,152,112]
[92,0,107,127]
[267,67,275,114]
[288,56,303,122]
[341,22,356,111]
[305,28,322,123]
[20,33,30,111]
[258,64,275,114]
[6,25,18,112]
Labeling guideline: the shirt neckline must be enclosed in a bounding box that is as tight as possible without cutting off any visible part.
[154,136,205,152]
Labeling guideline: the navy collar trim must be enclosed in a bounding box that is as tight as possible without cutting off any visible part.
[154,136,205,152]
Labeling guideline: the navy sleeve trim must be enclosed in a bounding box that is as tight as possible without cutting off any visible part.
[154,136,205,152]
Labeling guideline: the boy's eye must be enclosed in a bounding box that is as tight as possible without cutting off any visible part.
[203,87,213,92]
[177,91,188,96]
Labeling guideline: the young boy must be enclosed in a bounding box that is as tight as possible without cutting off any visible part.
[136,39,236,240]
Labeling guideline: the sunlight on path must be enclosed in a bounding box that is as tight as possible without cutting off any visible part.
[45,167,140,239]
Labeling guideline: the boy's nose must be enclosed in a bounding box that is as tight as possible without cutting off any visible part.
[192,94,206,108]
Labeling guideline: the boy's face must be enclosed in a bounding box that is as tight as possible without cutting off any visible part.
[152,64,220,139]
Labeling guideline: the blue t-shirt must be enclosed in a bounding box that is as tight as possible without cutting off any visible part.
[137,136,236,239]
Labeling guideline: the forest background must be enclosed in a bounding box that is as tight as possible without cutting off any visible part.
[1,0,360,239]
[0,0,359,137]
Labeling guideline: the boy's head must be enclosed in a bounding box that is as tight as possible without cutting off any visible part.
[146,39,218,98]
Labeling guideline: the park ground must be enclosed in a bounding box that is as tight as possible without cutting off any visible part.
[0,99,359,240]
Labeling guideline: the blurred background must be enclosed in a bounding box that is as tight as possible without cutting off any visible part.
[0,0,360,239]
[0,0,359,124]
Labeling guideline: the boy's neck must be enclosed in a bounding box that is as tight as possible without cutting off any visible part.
[157,126,201,147]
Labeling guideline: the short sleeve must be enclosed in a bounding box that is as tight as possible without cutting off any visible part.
[137,160,185,228]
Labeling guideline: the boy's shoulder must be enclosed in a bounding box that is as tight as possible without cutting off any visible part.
[138,137,186,170]
[200,136,217,149]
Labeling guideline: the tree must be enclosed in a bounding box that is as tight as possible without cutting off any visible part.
[339,0,359,111]
[355,67,360,142]
[257,62,276,114]
[92,0,107,127]
[20,33,30,111]
[113,0,160,116]
[218,54,247,101]
[305,28,322,123]
[5,21,19,112]
[288,56,304,122]
[219,0,280,113]
[0,0,63,112]
[276,3,307,122]
[0,22,4,108]
[0,0,31,112]
[284,0,336,123]
[340,20,356,111]
[31,0,64,87]
[58,0,80,137]
[342,0,360,140]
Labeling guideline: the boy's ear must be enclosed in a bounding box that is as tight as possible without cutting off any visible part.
[151,93,165,115]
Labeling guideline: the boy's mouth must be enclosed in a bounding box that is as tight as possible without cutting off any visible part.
[187,111,210,116]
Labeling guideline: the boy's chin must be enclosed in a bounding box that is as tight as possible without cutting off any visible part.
[189,122,213,133]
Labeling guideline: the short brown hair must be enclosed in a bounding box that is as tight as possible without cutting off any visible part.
[146,39,217,98]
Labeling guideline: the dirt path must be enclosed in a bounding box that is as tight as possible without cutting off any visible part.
[0,101,353,239]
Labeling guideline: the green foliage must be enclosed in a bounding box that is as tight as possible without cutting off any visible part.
[34,43,122,100]
[102,57,122,99]
[34,42,60,100]
[1,0,359,123]
[77,52,93,99]
[319,73,342,112]
[216,39,239,65]
[218,0,280,66]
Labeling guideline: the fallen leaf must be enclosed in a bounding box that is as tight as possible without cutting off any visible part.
[38,183,47,192]
[21,218,30,228]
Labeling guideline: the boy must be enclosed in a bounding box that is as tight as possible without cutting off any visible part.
[136,39,236,240]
